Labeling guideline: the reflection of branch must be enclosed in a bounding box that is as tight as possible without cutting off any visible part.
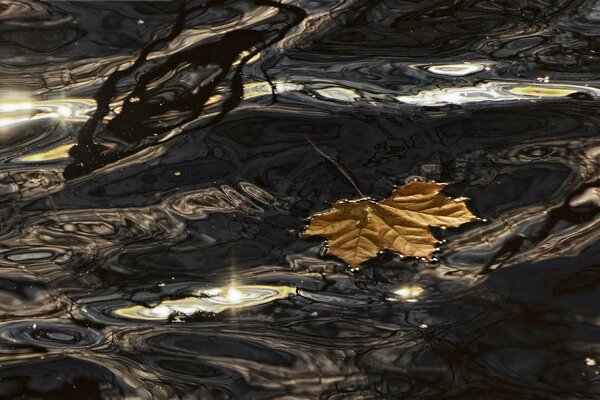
[208,0,306,126]
[66,0,306,180]
[75,1,189,150]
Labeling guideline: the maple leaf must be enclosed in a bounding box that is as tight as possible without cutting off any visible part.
[302,181,478,267]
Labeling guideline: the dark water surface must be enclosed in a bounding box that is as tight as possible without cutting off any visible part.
[1,0,600,398]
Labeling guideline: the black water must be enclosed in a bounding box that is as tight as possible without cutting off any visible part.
[1,0,600,398]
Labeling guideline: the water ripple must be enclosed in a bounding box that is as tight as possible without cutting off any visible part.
[1,0,600,398]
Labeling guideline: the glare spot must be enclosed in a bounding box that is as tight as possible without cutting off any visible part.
[0,102,34,112]
[150,305,172,318]
[586,357,597,366]
[225,287,243,303]
[57,105,72,118]
[394,286,424,302]
[20,143,74,162]
[0,99,95,128]
[427,63,485,76]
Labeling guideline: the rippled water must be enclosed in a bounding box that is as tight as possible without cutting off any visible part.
[1,0,600,398]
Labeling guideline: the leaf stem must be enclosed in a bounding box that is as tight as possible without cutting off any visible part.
[304,134,365,198]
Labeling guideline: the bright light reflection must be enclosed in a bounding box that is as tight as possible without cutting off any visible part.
[314,86,360,102]
[0,99,95,128]
[225,287,243,303]
[427,63,485,76]
[393,286,424,302]
[113,285,296,320]
[395,82,599,106]
[243,81,304,99]
[20,143,74,162]
[586,357,597,366]
[57,105,72,118]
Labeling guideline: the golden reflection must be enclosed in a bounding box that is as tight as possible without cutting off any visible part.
[393,286,424,302]
[20,143,74,162]
[203,94,223,107]
[0,99,95,128]
[243,81,273,99]
[225,287,244,303]
[243,81,303,99]
[114,285,296,320]
[426,63,486,76]
[314,86,360,102]
[239,50,261,64]
[508,86,577,97]
[586,357,597,366]
[396,82,596,106]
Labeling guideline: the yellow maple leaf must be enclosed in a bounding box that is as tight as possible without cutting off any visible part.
[302,181,478,267]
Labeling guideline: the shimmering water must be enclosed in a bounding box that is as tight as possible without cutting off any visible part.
[1,0,600,398]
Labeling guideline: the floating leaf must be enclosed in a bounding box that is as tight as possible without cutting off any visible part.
[302,181,478,267]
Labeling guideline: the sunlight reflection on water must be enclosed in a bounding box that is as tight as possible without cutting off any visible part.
[113,285,296,320]
[0,99,95,128]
